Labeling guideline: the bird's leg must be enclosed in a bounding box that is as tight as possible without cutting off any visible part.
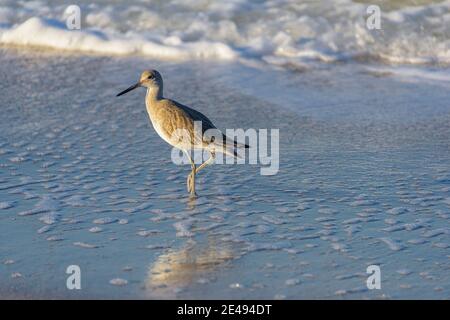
[184,150,197,196]
[195,151,216,174]
[187,164,196,196]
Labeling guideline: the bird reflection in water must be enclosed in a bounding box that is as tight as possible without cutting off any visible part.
[145,198,237,298]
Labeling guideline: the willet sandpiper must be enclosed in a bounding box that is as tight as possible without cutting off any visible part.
[117,70,248,196]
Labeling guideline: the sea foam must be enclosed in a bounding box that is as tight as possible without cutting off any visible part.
[0,0,449,67]
[0,17,236,60]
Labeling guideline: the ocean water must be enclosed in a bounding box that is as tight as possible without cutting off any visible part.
[0,0,450,299]
[0,0,449,66]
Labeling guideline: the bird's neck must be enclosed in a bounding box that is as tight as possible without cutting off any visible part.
[145,86,163,106]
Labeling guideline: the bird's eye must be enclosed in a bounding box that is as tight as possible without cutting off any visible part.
[148,74,154,79]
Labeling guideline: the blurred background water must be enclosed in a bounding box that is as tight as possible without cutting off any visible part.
[0,0,449,66]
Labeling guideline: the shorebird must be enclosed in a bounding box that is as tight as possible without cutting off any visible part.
[117,70,248,196]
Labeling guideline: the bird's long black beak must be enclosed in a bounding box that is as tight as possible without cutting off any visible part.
[116,82,140,97]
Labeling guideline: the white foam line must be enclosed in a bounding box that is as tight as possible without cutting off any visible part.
[0,17,237,61]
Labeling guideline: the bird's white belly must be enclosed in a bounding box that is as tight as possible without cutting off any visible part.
[148,115,173,146]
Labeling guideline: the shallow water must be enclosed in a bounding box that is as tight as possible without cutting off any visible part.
[0,48,449,299]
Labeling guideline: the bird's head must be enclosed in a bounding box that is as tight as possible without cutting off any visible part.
[139,70,163,89]
[116,69,163,96]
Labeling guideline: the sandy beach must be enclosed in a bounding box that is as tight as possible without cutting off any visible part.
[0,45,449,299]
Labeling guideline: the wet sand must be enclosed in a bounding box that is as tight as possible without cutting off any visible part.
[0,47,449,299]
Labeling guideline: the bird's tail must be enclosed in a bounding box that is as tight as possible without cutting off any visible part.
[215,135,250,159]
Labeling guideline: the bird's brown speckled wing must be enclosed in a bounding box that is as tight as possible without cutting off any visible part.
[171,100,217,132]
[154,99,218,148]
